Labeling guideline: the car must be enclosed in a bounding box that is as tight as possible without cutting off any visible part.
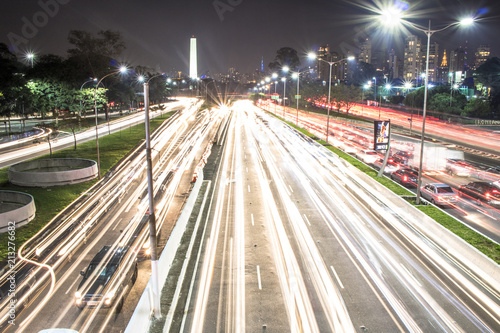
[373,158,399,174]
[471,166,500,182]
[391,151,412,166]
[75,245,137,311]
[420,183,459,207]
[391,168,419,187]
[355,149,379,164]
[458,182,500,206]
[445,159,472,177]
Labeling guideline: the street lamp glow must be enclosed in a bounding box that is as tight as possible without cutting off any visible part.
[138,75,145,82]
[307,52,316,60]
[385,84,392,90]
[281,77,286,82]
[166,78,172,83]
[282,66,289,73]
[404,82,412,89]
[119,66,127,73]
[379,6,403,27]
[347,56,355,61]
[272,72,278,79]
[291,72,299,79]
[460,17,475,26]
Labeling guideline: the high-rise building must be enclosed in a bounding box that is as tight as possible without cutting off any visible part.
[423,42,439,83]
[387,49,399,80]
[317,45,330,82]
[403,35,423,82]
[358,38,372,64]
[189,36,197,79]
[437,49,450,84]
[449,47,466,73]
[474,45,490,69]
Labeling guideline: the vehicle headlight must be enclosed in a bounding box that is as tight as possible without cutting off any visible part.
[75,291,82,299]
[105,290,116,305]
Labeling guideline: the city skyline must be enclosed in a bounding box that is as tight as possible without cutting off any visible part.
[1,0,499,76]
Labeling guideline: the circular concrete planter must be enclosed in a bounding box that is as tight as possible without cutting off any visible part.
[9,158,98,187]
[0,191,36,232]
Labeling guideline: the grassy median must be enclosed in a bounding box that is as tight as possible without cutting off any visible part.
[273,112,500,265]
[0,112,174,264]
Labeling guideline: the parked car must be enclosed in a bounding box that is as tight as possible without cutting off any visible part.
[355,149,379,164]
[420,183,459,207]
[458,181,500,206]
[373,158,399,174]
[75,246,137,311]
[391,168,419,187]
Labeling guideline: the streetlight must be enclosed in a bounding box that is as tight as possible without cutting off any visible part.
[94,66,127,179]
[80,78,97,118]
[291,72,300,125]
[380,8,475,204]
[308,52,355,142]
[281,77,287,118]
[142,72,165,319]
[26,52,35,68]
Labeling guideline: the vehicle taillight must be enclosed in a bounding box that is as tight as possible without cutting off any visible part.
[486,192,491,198]
[403,175,408,182]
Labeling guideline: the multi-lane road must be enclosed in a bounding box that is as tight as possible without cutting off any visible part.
[171,101,500,332]
[0,99,224,332]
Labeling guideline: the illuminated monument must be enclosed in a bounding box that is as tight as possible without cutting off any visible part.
[190,36,197,79]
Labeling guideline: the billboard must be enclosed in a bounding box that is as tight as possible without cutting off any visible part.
[374,120,390,151]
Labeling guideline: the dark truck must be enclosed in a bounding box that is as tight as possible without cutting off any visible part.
[75,245,137,311]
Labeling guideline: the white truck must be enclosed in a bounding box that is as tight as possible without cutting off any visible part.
[408,144,464,175]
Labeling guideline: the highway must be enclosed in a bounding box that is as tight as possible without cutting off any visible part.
[0,99,223,332]
[260,100,500,244]
[173,100,500,332]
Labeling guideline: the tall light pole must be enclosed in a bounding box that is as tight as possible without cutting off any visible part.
[380,9,475,204]
[94,66,127,179]
[308,53,355,143]
[141,73,164,318]
[281,77,287,118]
[80,78,97,118]
[292,72,300,125]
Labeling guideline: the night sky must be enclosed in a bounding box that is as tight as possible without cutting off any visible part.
[1,0,499,76]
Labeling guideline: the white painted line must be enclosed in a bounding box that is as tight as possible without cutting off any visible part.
[65,275,80,295]
[112,217,123,231]
[288,185,294,193]
[330,265,344,289]
[246,167,248,172]
[251,214,255,226]
[257,265,262,290]
[248,185,251,192]
[303,214,311,226]
[476,209,498,220]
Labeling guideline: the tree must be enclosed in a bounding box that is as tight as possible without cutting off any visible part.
[67,30,126,79]
[463,98,491,118]
[332,84,361,114]
[268,47,300,72]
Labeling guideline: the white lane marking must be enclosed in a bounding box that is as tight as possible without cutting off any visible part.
[246,167,248,172]
[257,265,262,290]
[248,185,251,192]
[330,266,344,289]
[289,185,294,193]
[251,213,255,226]
[303,214,311,226]
[112,217,123,231]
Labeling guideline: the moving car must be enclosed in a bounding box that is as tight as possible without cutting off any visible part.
[458,181,500,206]
[391,168,419,188]
[373,158,399,174]
[420,183,459,207]
[355,149,379,164]
[75,246,137,311]
[445,159,472,177]
[391,151,412,166]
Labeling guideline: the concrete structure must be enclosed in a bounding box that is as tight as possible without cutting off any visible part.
[9,158,98,187]
[190,36,197,79]
[0,191,36,232]
[424,42,439,83]
[358,37,372,64]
